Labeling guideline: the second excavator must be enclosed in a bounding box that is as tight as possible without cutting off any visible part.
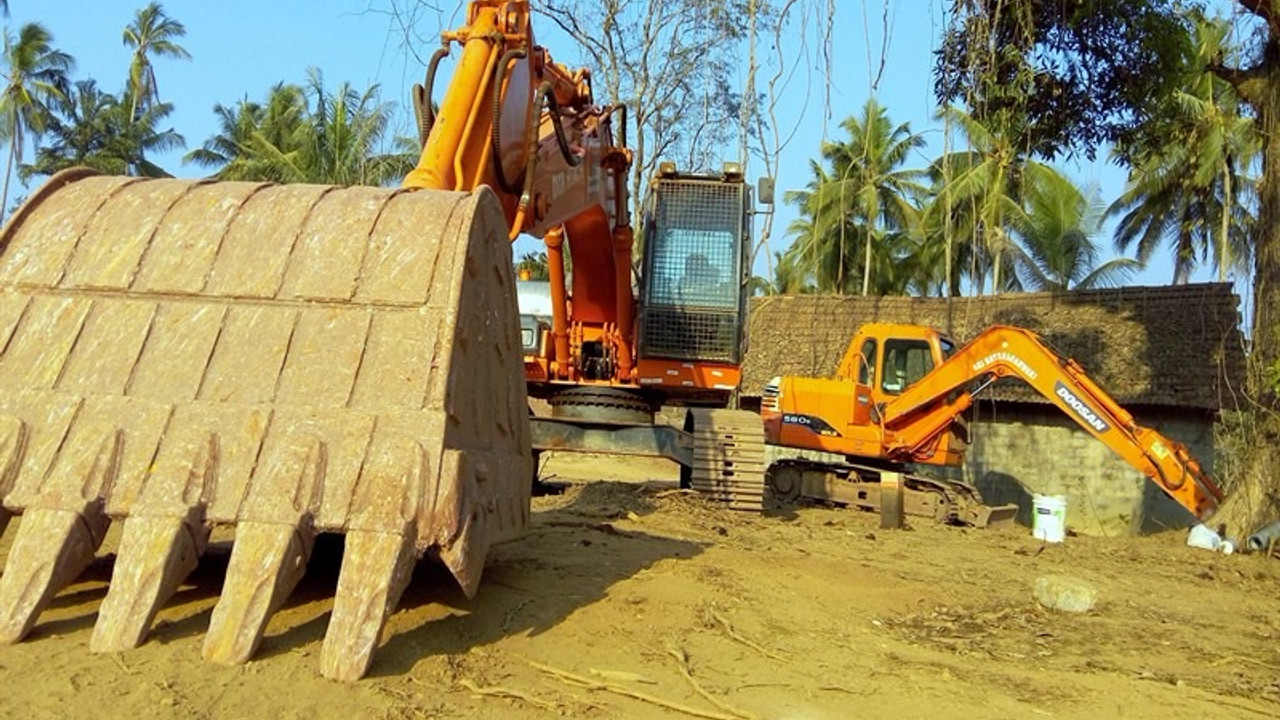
[761,323,1224,526]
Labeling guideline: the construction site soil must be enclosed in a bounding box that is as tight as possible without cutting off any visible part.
[0,452,1276,720]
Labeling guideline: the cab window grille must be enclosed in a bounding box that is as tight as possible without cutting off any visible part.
[639,180,744,363]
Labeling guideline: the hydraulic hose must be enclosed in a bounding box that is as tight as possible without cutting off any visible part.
[417,46,451,146]
[490,47,529,194]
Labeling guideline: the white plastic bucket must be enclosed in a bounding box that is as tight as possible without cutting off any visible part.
[1032,494,1067,543]
[1186,523,1222,551]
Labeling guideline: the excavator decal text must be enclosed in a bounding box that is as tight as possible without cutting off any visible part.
[782,413,843,437]
[1054,381,1110,434]
[971,352,1038,380]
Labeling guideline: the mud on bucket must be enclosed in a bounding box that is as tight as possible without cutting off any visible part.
[1032,494,1067,543]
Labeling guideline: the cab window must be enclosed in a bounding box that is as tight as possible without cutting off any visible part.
[940,337,956,360]
[857,339,876,386]
[880,339,935,394]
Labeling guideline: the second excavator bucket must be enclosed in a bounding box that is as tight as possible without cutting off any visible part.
[0,169,532,681]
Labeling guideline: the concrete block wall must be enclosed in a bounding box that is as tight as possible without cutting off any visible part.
[965,403,1213,537]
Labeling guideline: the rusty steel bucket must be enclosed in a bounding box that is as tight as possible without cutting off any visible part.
[0,169,531,680]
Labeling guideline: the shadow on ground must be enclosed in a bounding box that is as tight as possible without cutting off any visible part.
[1,479,706,678]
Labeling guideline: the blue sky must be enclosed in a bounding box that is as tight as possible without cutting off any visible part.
[8,1,1251,314]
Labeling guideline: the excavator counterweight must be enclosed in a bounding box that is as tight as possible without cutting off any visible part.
[0,170,531,680]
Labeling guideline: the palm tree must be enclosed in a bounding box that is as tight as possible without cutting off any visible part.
[186,71,414,187]
[1107,10,1258,284]
[781,102,927,296]
[123,2,190,121]
[0,22,72,217]
[20,79,184,180]
[182,98,265,177]
[110,98,184,176]
[913,178,976,296]
[931,105,1038,294]
[750,249,815,295]
[297,69,412,186]
[20,78,116,177]
[515,251,550,281]
[783,159,860,292]
[1108,149,1205,284]
[184,85,308,181]
[1010,167,1139,291]
[820,99,927,295]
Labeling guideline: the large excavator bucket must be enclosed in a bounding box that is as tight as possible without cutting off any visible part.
[0,169,531,681]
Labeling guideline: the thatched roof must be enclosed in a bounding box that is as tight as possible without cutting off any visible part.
[742,283,1245,411]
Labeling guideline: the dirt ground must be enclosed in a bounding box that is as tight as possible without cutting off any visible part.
[0,452,1277,720]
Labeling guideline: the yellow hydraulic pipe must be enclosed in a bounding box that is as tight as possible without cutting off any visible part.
[612,225,635,381]
[402,8,503,192]
[545,226,572,378]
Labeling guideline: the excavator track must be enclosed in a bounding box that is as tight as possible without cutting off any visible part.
[0,169,532,680]
[766,458,1016,528]
[682,409,767,511]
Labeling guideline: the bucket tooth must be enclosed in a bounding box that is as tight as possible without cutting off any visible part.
[319,529,417,682]
[204,432,326,665]
[90,510,208,652]
[91,432,217,652]
[318,432,424,681]
[0,415,28,537]
[201,520,315,665]
[0,503,110,643]
[430,449,487,599]
[0,422,118,643]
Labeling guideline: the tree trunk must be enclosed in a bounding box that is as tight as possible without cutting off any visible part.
[1221,159,1232,283]
[862,228,872,296]
[1253,99,1280,391]
[1216,68,1280,535]
[1,130,15,221]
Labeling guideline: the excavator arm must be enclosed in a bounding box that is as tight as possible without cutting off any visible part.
[880,326,1224,520]
[403,0,636,381]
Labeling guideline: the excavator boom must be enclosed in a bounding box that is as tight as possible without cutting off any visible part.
[882,326,1223,519]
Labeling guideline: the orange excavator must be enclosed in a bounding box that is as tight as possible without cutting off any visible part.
[518,158,769,510]
[0,0,764,681]
[761,323,1224,526]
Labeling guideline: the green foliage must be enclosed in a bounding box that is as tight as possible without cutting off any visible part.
[750,249,815,295]
[184,69,416,186]
[0,22,73,214]
[20,78,183,179]
[780,98,927,295]
[1107,9,1258,284]
[1267,360,1280,397]
[926,104,1034,293]
[516,251,550,281]
[122,2,190,120]
[778,100,1130,297]
[1009,167,1138,290]
[935,0,1191,161]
